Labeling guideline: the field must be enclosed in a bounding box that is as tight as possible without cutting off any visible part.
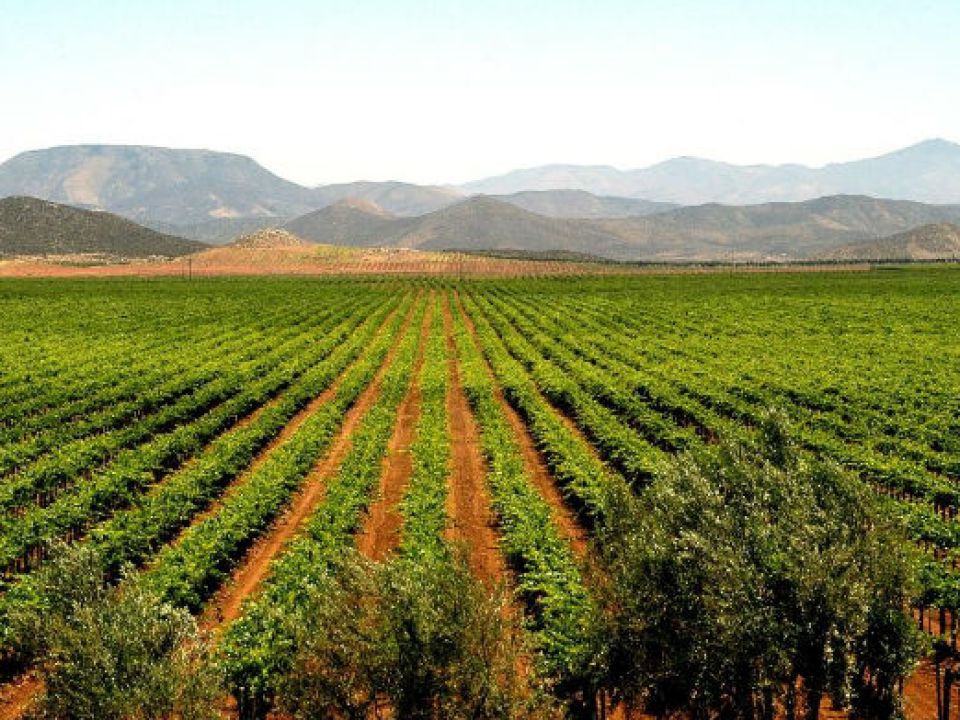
[0,268,958,719]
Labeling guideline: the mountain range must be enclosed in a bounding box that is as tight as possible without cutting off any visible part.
[0,146,459,228]
[819,223,960,261]
[280,194,960,261]
[4,140,960,261]
[464,139,960,205]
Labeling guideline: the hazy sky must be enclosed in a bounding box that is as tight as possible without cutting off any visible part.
[2,0,958,185]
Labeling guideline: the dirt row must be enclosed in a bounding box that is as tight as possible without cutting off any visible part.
[200,298,422,629]
[0,301,418,720]
[453,291,592,559]
[356,301,433,561]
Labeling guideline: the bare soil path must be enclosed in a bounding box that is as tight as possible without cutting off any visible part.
[454,292,591,559]
[356,299,433,561]
[162,306,402,557]
[442,295,507,587]
[0,675,40,720]
[200,299,419,630]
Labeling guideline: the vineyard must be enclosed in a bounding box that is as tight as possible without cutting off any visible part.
[0,268,958,720]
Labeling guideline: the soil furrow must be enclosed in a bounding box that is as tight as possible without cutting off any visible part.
[200,299,420,630]
[453,293,591,558]
[442,296,507,587]
[356,299,432,561]
[167,305,403,546]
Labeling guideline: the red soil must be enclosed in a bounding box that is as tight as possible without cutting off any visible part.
[200,300,419,629]
[442,296,507,587]
[356,300,432,561]
[453,291,590,558]
[0,248,874,280]
[0,675,41,720]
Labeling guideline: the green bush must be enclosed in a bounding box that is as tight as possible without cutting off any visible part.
[275,551,553,720]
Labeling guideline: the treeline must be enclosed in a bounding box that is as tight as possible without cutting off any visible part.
[12,415,923,720]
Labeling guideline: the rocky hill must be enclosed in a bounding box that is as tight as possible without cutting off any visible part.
[283,194,960,261]
[284,199,402,246]
[229,228,308,249]
[819,223,960,261]
[311,181,461,216]
[0,145,319,225]
[0,197,206,257]
[0,146,462,227]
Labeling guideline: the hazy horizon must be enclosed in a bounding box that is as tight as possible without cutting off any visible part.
[3,0,958,186]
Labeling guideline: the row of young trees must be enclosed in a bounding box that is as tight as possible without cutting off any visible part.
[12,414,923,720]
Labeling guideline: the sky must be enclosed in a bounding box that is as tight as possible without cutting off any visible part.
[2,0,959,186]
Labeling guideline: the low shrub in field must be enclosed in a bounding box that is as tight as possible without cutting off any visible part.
[10,545,219,720]
[274,551,554,720]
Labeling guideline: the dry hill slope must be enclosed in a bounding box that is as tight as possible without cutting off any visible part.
[819,224,960,261]
[284,199,405,246]
[311,181,461,216]
[593,195,960,260]
[491,189,677,218]
[0,196,206,258]
[0,145,318,224]
[382,196,633,255]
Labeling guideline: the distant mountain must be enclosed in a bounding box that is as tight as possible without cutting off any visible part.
[285,199,401,246]
[819,223,960,261]
[285,196,632,256]
[281,194,960,261]
[385,197,632,254]
[491,190,677,218]
[0,145,467,229]
[144,217,282,244]
[463,139,960,205]
[0,197,206,257]
[0,145,319,225]
[311,182,461,216]
[593,195,960,260]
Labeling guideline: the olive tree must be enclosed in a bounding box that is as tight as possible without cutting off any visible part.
[591,414,922,720]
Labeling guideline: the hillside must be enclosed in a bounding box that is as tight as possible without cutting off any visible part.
[0,145,320,225]
[281,194,960,261]
[311,181,461,216]
[229,228,308,249]
[819,223,960,261]
[464,139,960,205]
[144,217,282,244]
[491,190,677,218]
[284,199,402,246]
[593,195,960,260]
[382,197,633,256]
[0,197,206,257]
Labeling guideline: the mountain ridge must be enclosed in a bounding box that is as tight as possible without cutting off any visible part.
[280,193,960,262]
[463,139,960,205]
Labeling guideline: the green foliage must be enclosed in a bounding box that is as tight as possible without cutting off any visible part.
[9,545,219,720]
[591,415,924,720]
[219,297,428,715]
[275,552,550,720]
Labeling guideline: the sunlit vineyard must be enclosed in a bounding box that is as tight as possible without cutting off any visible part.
[0,269,958,720]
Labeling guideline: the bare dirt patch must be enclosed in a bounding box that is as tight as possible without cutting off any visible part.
[0,674,41,720]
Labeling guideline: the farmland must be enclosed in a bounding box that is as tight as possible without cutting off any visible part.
[0,268,958,719]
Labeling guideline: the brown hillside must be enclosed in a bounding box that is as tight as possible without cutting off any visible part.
[819,223,960,261]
